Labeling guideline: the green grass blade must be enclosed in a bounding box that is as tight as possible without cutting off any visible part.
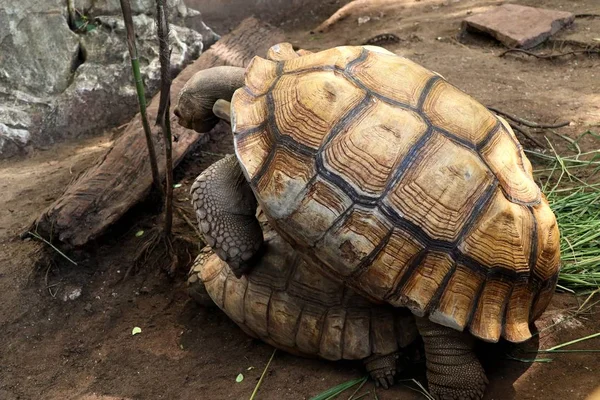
[249,349,277,400]
[310,377,368,400]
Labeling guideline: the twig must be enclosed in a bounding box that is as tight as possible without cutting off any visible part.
[508,123,547,149]
[499,48,600,59]
[487,106,570,129]
[155,0,174,237]
[27,231,78,266]
[249,349,277,400]
[575,13,600,18]
[175,206,203,240]
[66,0,76,29]
[119,0,163,198]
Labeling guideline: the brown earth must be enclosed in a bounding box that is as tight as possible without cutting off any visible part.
[1,0,600,399]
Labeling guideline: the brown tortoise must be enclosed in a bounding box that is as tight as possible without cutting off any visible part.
[188,221,419,388]
[175,43,561,399]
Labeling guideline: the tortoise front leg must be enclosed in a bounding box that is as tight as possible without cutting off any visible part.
[191,155,264,277]
[416,317,488,400]
[363,352,400,389]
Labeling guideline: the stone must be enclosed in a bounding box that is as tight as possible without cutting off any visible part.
[74,0,220,48]
[462,4,575,49]
[0,0,218,158]
[0,1,80,95]
[49,14,205,140]
[62,285,83,301]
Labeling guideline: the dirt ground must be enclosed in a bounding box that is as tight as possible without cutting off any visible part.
[1,0,600,399]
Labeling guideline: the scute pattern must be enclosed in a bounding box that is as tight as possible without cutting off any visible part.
[349,50,434,108]
[423,79,498,144]
[384,134,495,242]
[323,100,428,197]
[480,125,541,204]
[196,231,417,361]
[272,72,365,150]
[458,190,534,274]
[232,44,560,343]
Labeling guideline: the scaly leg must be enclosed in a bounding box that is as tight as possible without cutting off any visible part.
[191,155,263,277]
[416,317,488,400]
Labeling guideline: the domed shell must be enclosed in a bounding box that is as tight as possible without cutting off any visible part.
[231,43,560,343]
[193,229,418,360]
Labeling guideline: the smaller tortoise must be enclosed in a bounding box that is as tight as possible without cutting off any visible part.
[189,223,420,388]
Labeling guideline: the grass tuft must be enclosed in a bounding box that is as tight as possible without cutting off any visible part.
[310,376,368,400]
[527,130,600,291]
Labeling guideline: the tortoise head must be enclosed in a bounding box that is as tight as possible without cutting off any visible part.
[174,66,246,133]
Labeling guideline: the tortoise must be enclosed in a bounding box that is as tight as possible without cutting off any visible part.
[175,43,561,399]
[188,220,420,388]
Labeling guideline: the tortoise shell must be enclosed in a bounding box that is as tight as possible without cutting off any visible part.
[231,43,560,343]
[190,228,418,361]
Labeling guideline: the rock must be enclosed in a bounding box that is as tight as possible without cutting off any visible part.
[74,0,220,48]
[62,285,83,301]
[462,4,575,49]
[0,0,79,96]
[49,14,204,140]
[0,0,218,159]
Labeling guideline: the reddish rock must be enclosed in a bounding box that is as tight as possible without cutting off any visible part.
[463,4,574,49]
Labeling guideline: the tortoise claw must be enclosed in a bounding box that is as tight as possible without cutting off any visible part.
[364,352,400,389]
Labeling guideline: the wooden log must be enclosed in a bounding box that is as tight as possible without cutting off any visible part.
[28,18,285,247]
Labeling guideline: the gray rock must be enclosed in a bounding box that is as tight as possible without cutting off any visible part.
[0,0,217,158]
[73,0,220,48]
[50,14,204,140]
[0,1,79,95]
[463,4,575,49]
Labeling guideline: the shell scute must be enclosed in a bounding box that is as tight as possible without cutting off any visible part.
[429,264,485,331]
[355,228,425,301]
[254,147,315,220]
[322,100,428,197]
[244,56,278,96]
[389,251,455,316]
[480,126,541,205]
[423,79,497,144]
[285,178,353,246]
[458,190,534,274]
[350,50,435,108]
[272,72,365,150]
[469,277,512,342]
[383,134,496,242]
[282,46,363,73]
[318,208,393,276]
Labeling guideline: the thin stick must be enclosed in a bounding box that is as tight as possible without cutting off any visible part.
[487,107,570,129]
[249,349,277,400]
[508,123,547,149]
[499,48,600,59]
[155,0,174,236]
[119,0,163,198]
[66,0,76,28]
[27,231,78,266]
[175,206,203,240]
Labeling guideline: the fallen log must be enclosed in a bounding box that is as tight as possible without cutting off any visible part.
[28,17,284,248]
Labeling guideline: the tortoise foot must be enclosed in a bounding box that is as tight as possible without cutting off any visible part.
[364,352,399,389]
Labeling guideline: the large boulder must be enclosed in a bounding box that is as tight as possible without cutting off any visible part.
[0,0,218,158]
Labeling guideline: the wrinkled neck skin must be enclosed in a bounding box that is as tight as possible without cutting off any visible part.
[174,66,245,133]
[191,154,264,278]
